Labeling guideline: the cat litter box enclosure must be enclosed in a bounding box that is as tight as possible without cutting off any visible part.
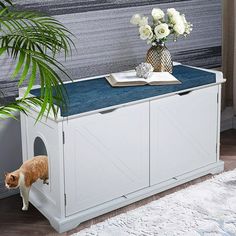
[20,63,225,233]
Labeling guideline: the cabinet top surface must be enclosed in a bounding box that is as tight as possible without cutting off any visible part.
[31,65,217,117]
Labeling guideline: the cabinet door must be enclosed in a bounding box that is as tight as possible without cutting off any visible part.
[150,86,218,185]
[22,113,63,213]
[64,102,149,216]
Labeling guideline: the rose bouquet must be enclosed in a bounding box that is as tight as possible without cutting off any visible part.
[130,8,193,45]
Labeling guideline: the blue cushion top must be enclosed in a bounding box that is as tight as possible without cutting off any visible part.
[31,65,216,117]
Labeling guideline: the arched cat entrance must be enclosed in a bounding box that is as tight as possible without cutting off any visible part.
[33,136,50,188]
[34,136,48,156]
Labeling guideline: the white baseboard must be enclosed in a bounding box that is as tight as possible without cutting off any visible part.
[0,180,19,200]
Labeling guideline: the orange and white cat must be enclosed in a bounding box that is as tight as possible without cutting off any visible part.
[5,155,48,211]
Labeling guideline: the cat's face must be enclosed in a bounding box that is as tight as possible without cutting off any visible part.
[5,173,20,189]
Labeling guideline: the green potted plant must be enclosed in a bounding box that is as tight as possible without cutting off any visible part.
[0,0,74,120]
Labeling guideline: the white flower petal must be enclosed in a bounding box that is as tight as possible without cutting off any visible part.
[152,8,165,20]
[138,16,149,26]
[167,8,179,18]
[139,25,153,40]
[173,19,185,35]
[154,23,170,39]
[130,14,142,25]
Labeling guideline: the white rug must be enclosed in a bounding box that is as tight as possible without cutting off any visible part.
[74,170,236,236]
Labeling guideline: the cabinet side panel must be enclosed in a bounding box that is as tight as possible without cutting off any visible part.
[22,112,64,218]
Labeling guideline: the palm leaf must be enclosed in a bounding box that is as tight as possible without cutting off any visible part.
[0,2,75,120]
[0,0,12,10]
[0,97,44,120]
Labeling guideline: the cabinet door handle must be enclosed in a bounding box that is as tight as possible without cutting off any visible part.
[99,108,117,114]
[178,91,192,96]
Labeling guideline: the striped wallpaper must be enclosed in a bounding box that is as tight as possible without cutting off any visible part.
[0,0,222,98]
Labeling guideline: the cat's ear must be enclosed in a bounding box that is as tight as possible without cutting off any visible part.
[10,174,16,181]
[4,172,8,177]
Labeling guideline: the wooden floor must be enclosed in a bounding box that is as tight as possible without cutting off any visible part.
[1,129,236,236]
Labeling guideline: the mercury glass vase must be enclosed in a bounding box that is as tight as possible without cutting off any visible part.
[146,42,173,73]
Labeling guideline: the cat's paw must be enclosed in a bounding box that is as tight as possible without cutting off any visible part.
[44,179,49,185]
[22,205,28,211]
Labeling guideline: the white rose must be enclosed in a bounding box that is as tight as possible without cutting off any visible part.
[167,8,179,18]
[154,23,170,39]
[171,13,182,25]
[130,14,142,25]
[173,19,185,34]
[139,25,153,40]
[138,16,148,26]
[151,8,165,20]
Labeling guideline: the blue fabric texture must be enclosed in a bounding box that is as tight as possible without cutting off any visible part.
[31,65,216,117]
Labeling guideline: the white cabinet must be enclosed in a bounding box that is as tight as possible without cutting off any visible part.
[150,86,218,185]
[63,102,149,216]
[20,66,225,233]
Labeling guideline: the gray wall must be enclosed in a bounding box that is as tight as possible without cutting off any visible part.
[0,0,222,197]
[0,115,22,198]
[1,0,222,98]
